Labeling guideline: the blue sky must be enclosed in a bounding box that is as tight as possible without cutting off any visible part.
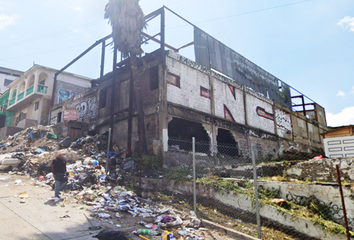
[0,0,353,127]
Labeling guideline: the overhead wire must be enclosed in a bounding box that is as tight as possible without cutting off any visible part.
[1,0,313,62]
[162,0,313,31]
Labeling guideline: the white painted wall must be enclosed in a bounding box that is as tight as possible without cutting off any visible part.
[324,136,354,158]
[213,80,245,124]
[246,92,275,134]
[0,67,23,94]
[275,108,292,138]
[0,74,17,94]
[57,73,91,88]
[166,56,211,114]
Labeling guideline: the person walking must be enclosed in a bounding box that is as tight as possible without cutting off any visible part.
[51,153,67,201]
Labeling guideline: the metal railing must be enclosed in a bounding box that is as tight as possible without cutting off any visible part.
[26,85,34,95]
[37,84,48,94]
[17,92,24,101]
[9,98,15,106]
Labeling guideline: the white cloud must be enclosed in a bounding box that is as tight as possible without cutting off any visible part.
[336,90,346,97]
[326,107,354,127]
[338,16,354,32]
[74,6,82,12]
[0,13,17,30]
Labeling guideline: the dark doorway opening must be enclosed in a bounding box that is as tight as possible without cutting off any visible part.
[217,128,238,156]
[168,118,209,153]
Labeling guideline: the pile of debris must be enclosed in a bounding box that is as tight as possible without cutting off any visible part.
[0,125,115,174]
[73,183,206,240]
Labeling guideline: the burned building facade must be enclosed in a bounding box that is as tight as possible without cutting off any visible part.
[50,7,327,164]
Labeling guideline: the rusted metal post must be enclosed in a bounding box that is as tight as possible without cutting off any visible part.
[139,129,142,197]
[251,144,262,239]
[100,40,106,80]
[106,128,111,175]
[192,137,196,214]
[335,165,350,240]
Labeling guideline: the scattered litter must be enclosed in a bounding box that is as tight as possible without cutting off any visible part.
[14,180,23,185]
[17,191,29,198]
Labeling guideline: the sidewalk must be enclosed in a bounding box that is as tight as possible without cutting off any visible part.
[0,173,102,240]
[0,173,241,240]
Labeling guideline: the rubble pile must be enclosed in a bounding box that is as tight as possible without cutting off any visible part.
[73,183,206,240]
[0,126,220,239]
[0,125,112,174]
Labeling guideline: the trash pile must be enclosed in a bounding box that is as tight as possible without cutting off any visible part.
[73,183,206,240]
[0,126,216,239]
[0,125,117,175]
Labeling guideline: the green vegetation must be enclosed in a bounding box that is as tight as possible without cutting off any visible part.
[164,166,191,184]
[194,177,353,237]
[133,153,163,170]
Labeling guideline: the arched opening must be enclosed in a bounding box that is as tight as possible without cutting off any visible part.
[168,118,210,153]
[27,74,35,95]
[17,81,26,101]
[11,89,17,99]
[38,72,48,94]
[217,128,238,156]
[38,72,48,85]
[18,81,25,93]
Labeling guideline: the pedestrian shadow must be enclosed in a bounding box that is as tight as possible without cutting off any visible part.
[43,199,61,207]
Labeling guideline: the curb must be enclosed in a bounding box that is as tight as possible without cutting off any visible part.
[201,219,260,240]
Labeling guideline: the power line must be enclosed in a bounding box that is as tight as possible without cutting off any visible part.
[0,0,186,50]
[0,20,105,50]
[1,0,313,63]
[3,43,92,60]
[196,0,313,24]
[160,0,313,31]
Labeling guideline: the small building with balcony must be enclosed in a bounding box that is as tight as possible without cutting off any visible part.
[6,65,91,129]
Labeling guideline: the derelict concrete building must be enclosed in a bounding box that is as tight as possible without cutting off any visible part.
[50,7,327,163]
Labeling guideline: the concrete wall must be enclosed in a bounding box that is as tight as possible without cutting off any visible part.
[167,56,211,114]
[286,158,354,182]
[49,88,98,126]
[245,90,275,134]
[213,79,245,124]
[54,80,89,105]
[258,180,354,230]
[0,126,23,141]
[141,178,348,240]
[165,52,326,160]
[0,74,18,94]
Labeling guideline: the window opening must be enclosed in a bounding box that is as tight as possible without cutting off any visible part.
[149,66,159,90]
[168,118,209,153]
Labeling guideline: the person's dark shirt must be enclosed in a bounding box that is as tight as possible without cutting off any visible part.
[52,159,66,174]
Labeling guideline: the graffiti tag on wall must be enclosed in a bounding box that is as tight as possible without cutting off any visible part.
[50,116,57,125]
[58,88,77,103]
[256,106,274,120]
[75,97,97,122]
[286,191,354,228]
[275,108,292,132]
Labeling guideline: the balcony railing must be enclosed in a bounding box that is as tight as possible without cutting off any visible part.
[37,85,48,94]
[8,84,48,108]
[17,92,24,101]
[9,98,16,106]
[26,85,34,96]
